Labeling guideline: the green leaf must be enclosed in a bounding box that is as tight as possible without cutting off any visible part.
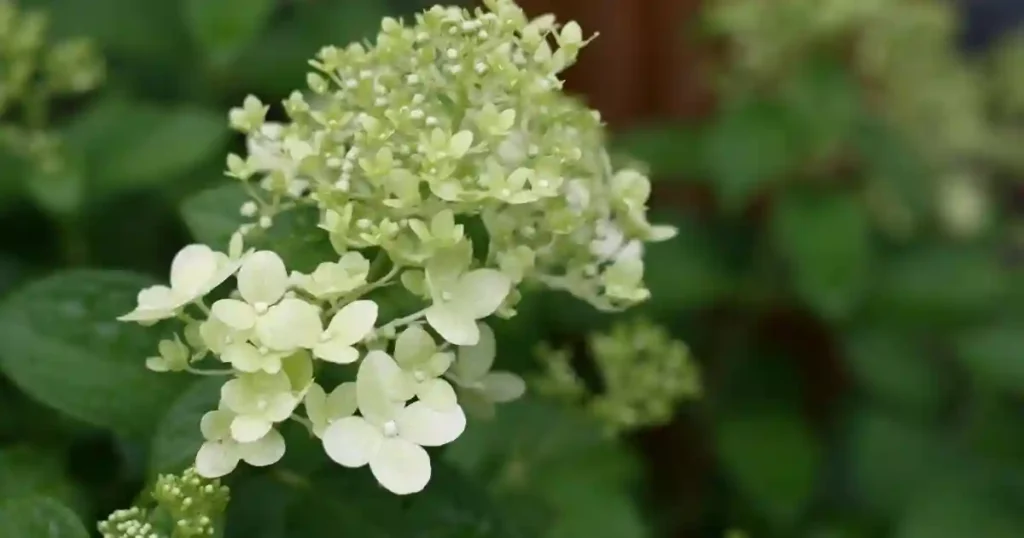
[180,183,249,251]
[843,330,948,416]
[642,215,732,313]
[445,399,648,538]
[285,462,528,537]
[44,0,190,71]
[226,1,391,96]
[611,123,703,178]
[896,483,1024,538]
[24,163,85,218]
[955,323,1024,393]
[63,99,228,195]
[0,496,90,538]
[0,270,191,437]
[150,377,223,474]
[780,60,861,160]
[715,413,821,528]
[184,0,276,65]
[845,408,953,516]
[0,447,86,516]
[865,245,1006,326]
[702,98,799,210]
[771,189,871,320]
[181,183,336,272]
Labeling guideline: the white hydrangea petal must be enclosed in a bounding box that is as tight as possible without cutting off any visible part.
[211,299,257,331]
[356,352,407,424]
[265,393,299,422]
[220,379,255,414]
[369,438,431,495]
[326,382,358,419]
[200,410,234,441]
[458,388,497,419]
[238,428,286,467]
[482,372,526,403]
[237,250,288,305]
[304,383,328,431]
[453,322,495,381]
[393,325,435,368]
[146,356,170,372]
[230,415,273,443]
[325,300,378,346]
[223,343,263,373]
[423,352,454,377]
[396,401,466,447]
[322,416,382,468]
[169,244,219,298]
[452,269,510,319]
[257,298,323,351]
[425,303,479,346]
[416,379,458,411]
[195,441,241,478]
[282,351,315,391]
[313,341,360,364]
[117,286,178,322]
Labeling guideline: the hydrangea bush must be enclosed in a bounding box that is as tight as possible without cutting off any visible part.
[115,0,674,497]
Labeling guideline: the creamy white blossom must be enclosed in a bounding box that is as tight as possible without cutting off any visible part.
[195,409,286,478]
[119,244,240,323]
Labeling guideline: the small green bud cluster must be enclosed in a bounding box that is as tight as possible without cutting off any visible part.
[98,468,229,538]
[118,0,673,496]
[536,319,700,434]
[0,0,104,169]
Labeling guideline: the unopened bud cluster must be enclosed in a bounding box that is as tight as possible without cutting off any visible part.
[0,0,104,161]
[98,468,229,538]
[536,319,700,434]
[118,0,675,497]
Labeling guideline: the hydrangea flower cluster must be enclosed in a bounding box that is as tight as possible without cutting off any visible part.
[536,318,700,434]
[98,467,229,538]
[118,0,674,495]
[0,0,104,195]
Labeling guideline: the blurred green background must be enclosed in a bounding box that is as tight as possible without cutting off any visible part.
[4,0,1024,537]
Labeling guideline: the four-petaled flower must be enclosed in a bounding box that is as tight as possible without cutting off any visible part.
[219,371,303,443]
[424,251,511,346]
[211,250,323,351]
[321,351,466,494]
[313,300,378,364]
[195,408,286,478]
[393,325,457,410]
[119,244,240,323]
[304,381,357,437]
[449,322,526,416]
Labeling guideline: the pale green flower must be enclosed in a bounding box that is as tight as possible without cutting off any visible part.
[321,350,466,495]
[304,381,357,437]
[312,299,378,364]
[290,252,369,299]
[221,342,290,374]
[393,325,457,410]
[194,408,285,478]
[211,250,323,351]
[602,257,650,303]
[198,316,248,356]
[229,95,269,133]
[449,322,525,414]
[118,244,240,323]
[145,335,190,373]
[406,209,463,250]
[219,371,301,443]
[424,251,511,346]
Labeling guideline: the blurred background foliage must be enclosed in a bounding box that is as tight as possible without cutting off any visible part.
[2,0,1024,537]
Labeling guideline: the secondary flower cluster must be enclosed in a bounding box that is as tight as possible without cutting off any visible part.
[98,467,229,538]
[535,318,700,434]
[117,0,674,495]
